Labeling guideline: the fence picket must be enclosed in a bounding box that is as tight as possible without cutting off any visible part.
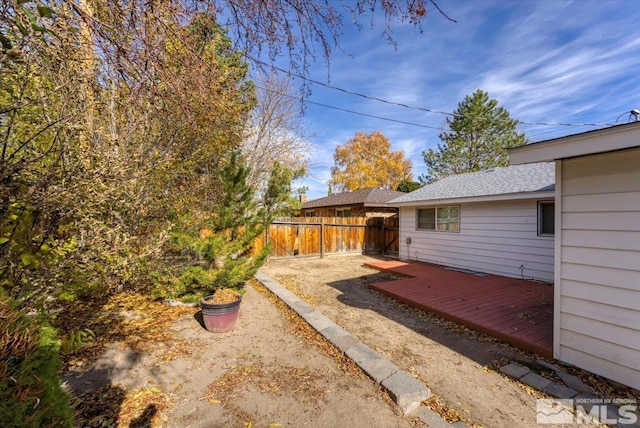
[254,216,398,258]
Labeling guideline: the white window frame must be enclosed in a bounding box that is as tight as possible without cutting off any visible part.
[538,201,555,236]
[416,206,460,232]
[336,207,352,218]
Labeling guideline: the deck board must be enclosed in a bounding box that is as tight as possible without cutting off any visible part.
[366,259,553,358]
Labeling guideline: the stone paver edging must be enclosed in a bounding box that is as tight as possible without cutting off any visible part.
[255,271,465,425]
[499,363,640,427]
[500,363,580,399]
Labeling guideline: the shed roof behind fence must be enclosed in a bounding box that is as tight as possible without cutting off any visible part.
[303,188,406,209]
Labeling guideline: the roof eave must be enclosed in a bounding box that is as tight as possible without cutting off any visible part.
[302,202,366,209]
[363,202,398,207]
[509,122,640,164]
[390,190,555,206]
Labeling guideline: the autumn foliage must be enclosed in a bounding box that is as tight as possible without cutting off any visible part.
[329,131,413,192]
[0,1,441,425]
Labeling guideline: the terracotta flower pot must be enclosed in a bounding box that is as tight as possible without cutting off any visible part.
[200,293,242,332]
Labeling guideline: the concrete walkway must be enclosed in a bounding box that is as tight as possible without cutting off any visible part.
[255,270,468,427]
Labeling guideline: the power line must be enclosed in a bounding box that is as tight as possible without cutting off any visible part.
[516,119,613,127]
[255,84,447,130]
[256,82,618,135]
[249,56,616,128]
[306,100,446,130]
[249,56,455,117]
[521,114,621,141]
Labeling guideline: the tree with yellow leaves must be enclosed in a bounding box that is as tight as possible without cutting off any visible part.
[329,131,413,192]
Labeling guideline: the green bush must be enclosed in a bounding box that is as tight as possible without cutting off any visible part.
[154,152,272,301]
[0,294,73,427]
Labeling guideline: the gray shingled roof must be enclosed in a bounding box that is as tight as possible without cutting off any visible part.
[303,188,406,209]
[390,162,555,204]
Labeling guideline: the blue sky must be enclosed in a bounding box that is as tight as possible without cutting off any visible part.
[278,0,640,200]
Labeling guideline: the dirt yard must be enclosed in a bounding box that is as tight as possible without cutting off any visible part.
[64,272,421,427]
[259,254,630,428]
[65,254,633,427]
[262,256,536,427]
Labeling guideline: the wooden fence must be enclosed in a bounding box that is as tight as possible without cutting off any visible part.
[254,216,399,259]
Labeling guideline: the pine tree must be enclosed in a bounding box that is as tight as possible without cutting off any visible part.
[205,152,270,291]
[421,90,526,183]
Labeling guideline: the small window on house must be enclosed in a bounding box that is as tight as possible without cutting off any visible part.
[538,201,554,236]
[417,208,436,230]
[437,206,460,232]
[417,206,459,232]
[305,211,314,217]
[336,208,352,217]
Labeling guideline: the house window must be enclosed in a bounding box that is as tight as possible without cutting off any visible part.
[417,206,459,232]
[336,208,352,217]
[417,208,436,230]
[305,211,314,217]
[538,201,554,236]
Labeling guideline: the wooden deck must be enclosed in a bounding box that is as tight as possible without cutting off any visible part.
[366,259,553,359]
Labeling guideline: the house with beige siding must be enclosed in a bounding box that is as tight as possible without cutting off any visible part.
[389,162,556,283]
[509,122,640,391]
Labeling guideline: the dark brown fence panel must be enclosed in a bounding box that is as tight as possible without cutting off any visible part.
[365,217,382,253]
[384,216,399,255]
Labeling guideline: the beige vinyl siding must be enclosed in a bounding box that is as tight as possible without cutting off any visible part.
[558,147,640,390]
[399,200,554,282]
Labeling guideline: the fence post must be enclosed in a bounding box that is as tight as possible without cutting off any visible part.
[382,220,386,255]
[320,217,325,259]
[364,219,369,255]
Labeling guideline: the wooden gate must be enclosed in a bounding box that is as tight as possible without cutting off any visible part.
[255,216,399,258]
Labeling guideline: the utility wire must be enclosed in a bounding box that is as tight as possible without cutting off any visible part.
[250,56,456,117]
[305,99,446,130]
[249,56,616,128]
[516,119,613,127]
[255,84,447,130]
[522,114,623,141]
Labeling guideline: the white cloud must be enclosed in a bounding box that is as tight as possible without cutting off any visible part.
[295,0,640,198]
[475,1,640,123]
